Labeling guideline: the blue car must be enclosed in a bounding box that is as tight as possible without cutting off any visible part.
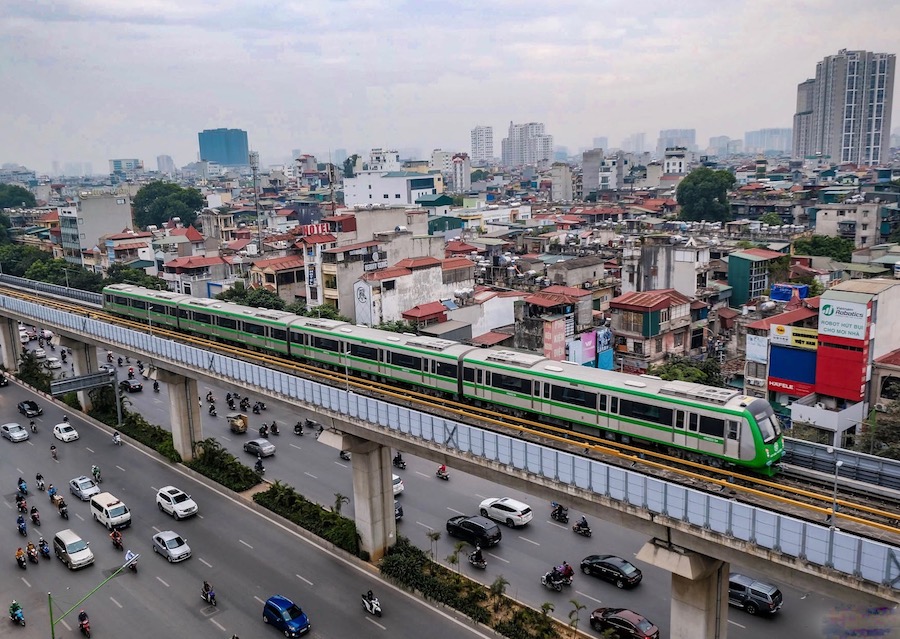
[263,595,310,636]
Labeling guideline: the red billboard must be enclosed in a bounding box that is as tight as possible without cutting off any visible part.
[767,377,815,397]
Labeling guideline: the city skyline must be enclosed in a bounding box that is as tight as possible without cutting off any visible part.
[2,1,900,173]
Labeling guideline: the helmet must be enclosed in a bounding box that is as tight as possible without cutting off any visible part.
[11,600,17,605]
[39,537,44,543]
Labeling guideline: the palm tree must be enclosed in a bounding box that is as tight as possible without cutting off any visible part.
[538,602,556,639]
[332,492,349,515]
[489,575,510,612]
[446,541,466,575]
[568,599,586,638]
[426,530,441,561]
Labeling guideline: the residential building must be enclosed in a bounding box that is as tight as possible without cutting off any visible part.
[813,202,880,248]
[471,126,494,164]
[727,248,788,306]
[248,255,306,304]
[792,50,896,165]
[621,236,711,298]
[342,170,443,207]
[157,155,176,175]
[514,285,594,359]
[430,149,453,175]
[59,192,134,269]
[160,254,233,297]
[744,128,793,154]
[500,122,554,167]
[100,229,156,274]
[609,289,695,373]
[581,148,603,200]
[621,132,646,154]
[549,163,573,201]
[663,147,690,174]
[108,159,143,180]
[656,129,696,157]
[451,153,472,193]
[198,128,250,166]
[708,136,731,157]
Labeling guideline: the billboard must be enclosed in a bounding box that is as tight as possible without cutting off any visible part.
[581,330,596,367]
[769,324,818,350]
[769,345,816,384]
[767,377,815,397]
[819,300,868,340]
[746,335,769,363]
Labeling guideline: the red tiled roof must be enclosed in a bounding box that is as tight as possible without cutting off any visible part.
[804,296,821,309]
[323,240,379,254]
[442,257,474,271]
[610,289,692,312]
[690,300,707,310]
[169,226,204,242]
[394,256,441,269]
[298,233,337,244]
[745,306,817,331]
[716,307,739,319]
[106,230,153,240]
[226,238,253,251]
[402,301,447,318]
[445,240,480,254]
[113,241,148,249]
[541,285,592,298]
[252,256,305,271]
[525,285,593,309]
[739,248,786,260]
[164,255,226,269]
[875,349,900,367]
[471,331,512,346]
[321,214,355,222]
[361,266,411,281]
[38,211,59,222]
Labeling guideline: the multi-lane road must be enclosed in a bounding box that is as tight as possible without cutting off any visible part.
[2,345,866,638]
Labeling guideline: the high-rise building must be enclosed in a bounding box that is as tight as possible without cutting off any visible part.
[430,149,453,174]
[708,136,731,157]
[500,122,553,167]
[620,133,646,154]
[157,155,176,175]
[451,153,471,192]
[550,162,573,201]
[581,149,603,200]
[198,128,250,166]
[656,129,696,157]
[744,129,793,154]
[470,126,494,164]
[792,49,896,165]
[59,192,134,268]
[109,159,144,180]
[592,137,608,151]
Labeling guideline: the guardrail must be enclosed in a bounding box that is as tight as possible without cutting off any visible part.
[784,438,900,492]
[1,293,899,592]
[0,274,103,306]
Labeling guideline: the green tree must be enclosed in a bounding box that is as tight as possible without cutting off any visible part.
[793,274,825,297]
[0,244,53,276]
[216,281,286,310]
[16,350,54,392]
[854,403,900,459]
[651,356,724,387]
[451,195,465,207]
[792,235,854,262]
[759,212,783,226]
[471,169,489,182]
[105,263,167,290]
[374,320,418,334]
[285,302,350,322]
[568,599,586,638]
[332,492,349,516]
[676,167,736,222]
[23,258,104,292]
[342,154,360,178]
[489,575,510,612]
[132,181,204,229]
[0,211,11,244]
[0,184,36,209]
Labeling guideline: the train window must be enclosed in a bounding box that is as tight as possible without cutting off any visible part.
[463,367,475,382]
[610,396,619,413]
[727,420,739,440]
[351,343,379,361]
[698,416,725,438]
[491,373,529,394]
[244,322,265,336]
[114,296,128,306]
[477,369,483,385]
[543,383,550,399]
[391,352,422,370]
[689,414,699,432]
[675,411,685,429]
[550,385,597,409]
[218,317,237,330]
[434,361,458,378]
[313,336,340,352]
[599,394,607,412]
[619,399,673,426]
[148,303,166,314]
[131,300,147,310]
[271,328,286,341]
[193,313,211,325]
[178,309,189,319]
[289,331,305,345]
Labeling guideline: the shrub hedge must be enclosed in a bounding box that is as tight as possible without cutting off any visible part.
[186,437,259,492]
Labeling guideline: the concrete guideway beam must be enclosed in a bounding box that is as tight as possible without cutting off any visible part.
[0,317,19,371]
[59,336,98,412]
[155,368,201,461]
[637,538,729,639]
[319,428,396,561]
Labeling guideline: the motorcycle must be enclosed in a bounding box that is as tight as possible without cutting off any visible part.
[30,421,37,433]
[16,554,27,569]
[111,535,123,551]
[436,467,450,481]
[17,482,27,496]
[39,541,51,560]
[239,398,250,411]
[92,467,102,483]
[113,434,122,446]
[361,594,382,618]
[392,456,406,470]
[256,400,267,411]
[201,588,217,607]
[27,547,38,564]
[254,460,266,475]
[541,570,565,592]
[17,521,27,536]
[270,422,280,436]
[339,450,351,461]
[79,617,91,638]
[293,422,304,436]
[16,500,27,514]
[252,404,261,415]
[550,502,569,524]
[208,405,217,417]
[572,522,593,538]
[259,425,269,439]
[59,503,69,520]
[35,476,45,492]
[30,511,40,527]
[153,381,160,393]
[9,608,25,626]
[468,552,486,569]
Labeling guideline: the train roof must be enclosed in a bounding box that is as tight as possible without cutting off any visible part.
[104,284,193,304]
[303,322,476,357]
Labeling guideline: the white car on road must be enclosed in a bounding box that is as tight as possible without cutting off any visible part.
[53,423,80,442]
[156,486,198,520]
[478,497,534,527]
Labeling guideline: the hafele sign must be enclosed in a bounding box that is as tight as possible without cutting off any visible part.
[767,377,814,397]
[818,300,868,340]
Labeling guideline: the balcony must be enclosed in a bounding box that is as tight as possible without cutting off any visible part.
[837,222,857,239]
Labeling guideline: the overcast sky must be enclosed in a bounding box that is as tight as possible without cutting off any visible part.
[2,0,899,173]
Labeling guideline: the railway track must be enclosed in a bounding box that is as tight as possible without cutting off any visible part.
[3,282,900,545]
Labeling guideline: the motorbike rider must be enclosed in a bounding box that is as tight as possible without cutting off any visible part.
[110,529,123,546]
[259,423,269,438]
[92,464,102,482]
[26,541,37,557]
[153,380,160,392]
[254,456,264,473]
[202,580,213,599]
[16,514,26,530]
[471,545,484,564]
[294,421,303,435]
[438,463,447,476]
[57,497,67,513]
[78,610,89,628]
[17,477,26,493]
[576,515,589,531]
[208,404,217,416]
[125,548,136,567]
[9,600,22,617]
[113,432,122,445]
[270,420,279,435]
[552,503,566,519]
[35,473,44,491]
[15,493,25,509]
[393,452,404,466]
[38,537,49,555]
[365,590,375,604]
[15,548,25,563]
[30,505,39,521]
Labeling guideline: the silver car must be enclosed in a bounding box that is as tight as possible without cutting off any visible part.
[1,423,30,443]
[243,438,276,457]
[69,475,101,501]
[152,530,191,563]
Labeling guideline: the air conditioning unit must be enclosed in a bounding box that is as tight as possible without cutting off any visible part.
[874,403,888,412]
[815,402,825,410]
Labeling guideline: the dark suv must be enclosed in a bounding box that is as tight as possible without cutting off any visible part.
[728,573,783,615]
[446,515,502,547]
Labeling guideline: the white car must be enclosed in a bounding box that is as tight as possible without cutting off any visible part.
[478,497,534,528]
[45,357,62,370]
[53,423,80,442]
[32,348,47,359]
[156,486,199,520]
[392,474,404,495]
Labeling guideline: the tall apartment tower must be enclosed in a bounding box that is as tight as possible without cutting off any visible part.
[198,128,250,166]
[656,129,696,157]
[792,49,896,165]
[500,122,553,167]
[470,126,493,164]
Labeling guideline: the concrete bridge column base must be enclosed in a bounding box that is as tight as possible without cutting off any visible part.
[637,538,729,639]
[0,318,20,371]
[155,369,201,461]
[60,336,98,412]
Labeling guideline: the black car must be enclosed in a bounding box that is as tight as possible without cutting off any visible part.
[119,379,143,393]
[17,400,42,418]
[580,554,643,589]
[0,375,8,387]
[394,500,403,521]
[589,608,659,639]
[446,515,501,547]
[728,573,783,615]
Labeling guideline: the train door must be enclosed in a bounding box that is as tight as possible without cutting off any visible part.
[685,413,700,450]
[724,419,741,460]
[674,410,686,447]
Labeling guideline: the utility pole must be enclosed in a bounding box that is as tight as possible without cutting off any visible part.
[250,151,262,256]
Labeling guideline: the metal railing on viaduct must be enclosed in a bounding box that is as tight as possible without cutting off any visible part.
[2,291,899,602]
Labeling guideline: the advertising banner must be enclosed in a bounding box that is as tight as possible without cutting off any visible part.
[819,300,868,340]
[769,324,818,350]
[767,377,815,397]
[581,330,596,367]
[746,334,769,363]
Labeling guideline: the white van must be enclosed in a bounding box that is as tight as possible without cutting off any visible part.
[90,492,131,530]
[53,529,94,570]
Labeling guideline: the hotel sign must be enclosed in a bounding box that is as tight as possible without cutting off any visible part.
[769,324,818,350]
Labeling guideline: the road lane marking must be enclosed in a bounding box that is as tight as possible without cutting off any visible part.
[546,520,567,529]
[335,461,348,468]
[303,472,318,480]
[487,553,509,564]
[197,514,204,519]
[110,596,123,608]
[220,436,231,442]
[296,573,313,586]
[474,494,485,499]
[366,617,386,630]
[518,536,539,546]
[415,521,434,530]
[254,596,265,604]
[199,557,212,568]
[115,465,125,472]
[447,507,465,515]
[22,577,32,587]
[75,513,84,521]
[415,471,429,478]
[239,539,253,549]
[152,526,161,533]
[150,486,158,492]
[728,620,746,628]
[60,620,71,631]
[85,447,94,453]
[156,576,170,587]
[290,444,302,451]
[210,619,226,632]
[575,591,602,605]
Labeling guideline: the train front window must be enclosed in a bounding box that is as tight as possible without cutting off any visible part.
[755,411,782,444]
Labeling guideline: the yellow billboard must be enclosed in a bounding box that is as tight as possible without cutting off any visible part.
[769,324,818,350]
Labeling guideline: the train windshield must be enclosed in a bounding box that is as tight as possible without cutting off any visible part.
[754,409,782,444]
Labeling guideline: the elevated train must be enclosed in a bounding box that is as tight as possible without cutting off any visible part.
[104,284,784,474]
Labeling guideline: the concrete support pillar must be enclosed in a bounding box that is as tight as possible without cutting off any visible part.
[60,336,98,412]
[345,436,395,561]
[0,318,17,372]
[637,539,729,639]
[156,369,201,462]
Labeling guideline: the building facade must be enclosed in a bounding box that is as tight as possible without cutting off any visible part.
[157,155,176,175]
[549,163,573,201]
[470,126,493,164]
[198,128,250,166]
[500,122,554,167]
[59,192,134,269]
[656,129,696,157]
[451,153,471,193]
[792,50,896,165]
[744,128,793,154]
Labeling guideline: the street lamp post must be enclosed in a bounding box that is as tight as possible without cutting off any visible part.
[250,151,262,256]
[826,446,844,527]
[345,348,351,392]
